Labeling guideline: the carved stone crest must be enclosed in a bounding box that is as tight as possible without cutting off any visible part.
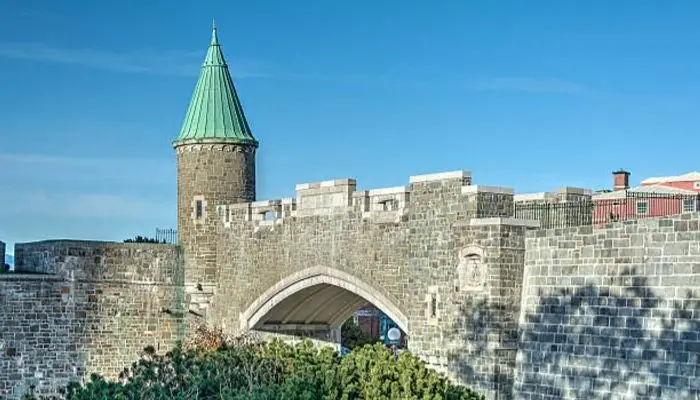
[456,246,486,292]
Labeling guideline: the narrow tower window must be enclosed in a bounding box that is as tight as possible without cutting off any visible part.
[430,295,437,317]
[195,200,203,219]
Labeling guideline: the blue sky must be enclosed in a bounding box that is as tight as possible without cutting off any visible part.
[1,0,700,252]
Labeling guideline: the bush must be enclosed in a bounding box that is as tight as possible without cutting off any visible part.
[123,236,165,244]
[23,327,483,400]
[338,343,481,400]
[340,318,379,350]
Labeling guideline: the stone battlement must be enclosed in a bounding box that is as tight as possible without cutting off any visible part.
[216,170,514,227]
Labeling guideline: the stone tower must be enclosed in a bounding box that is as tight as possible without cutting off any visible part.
[173,23,258,287]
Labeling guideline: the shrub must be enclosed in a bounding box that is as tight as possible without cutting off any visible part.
[23,327,483,400]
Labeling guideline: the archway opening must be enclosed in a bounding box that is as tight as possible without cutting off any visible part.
[241,268,409,352]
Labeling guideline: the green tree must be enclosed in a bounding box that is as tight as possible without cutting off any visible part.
[338,343,482,400]
[340,317,378,349]
[22,327,483,400]
[123,236,165,244]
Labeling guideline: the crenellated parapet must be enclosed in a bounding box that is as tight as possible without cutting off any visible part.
[296,178,356,217]
[358,185,411,223]
[215,170,517,228]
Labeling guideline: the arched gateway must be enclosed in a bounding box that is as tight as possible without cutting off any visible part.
[240,266,409,335]
[173,24,538,400]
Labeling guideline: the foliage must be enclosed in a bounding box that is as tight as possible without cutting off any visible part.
[183,324,261,352]
[338,343,481,400]
[2,263,9,273]
[22,326,483,400]
[123,236,165,244]
[340,317,379,350]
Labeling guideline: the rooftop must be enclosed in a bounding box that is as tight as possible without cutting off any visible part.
[592,184,697,200]
[641,171,700,185]
[174,22,258,146]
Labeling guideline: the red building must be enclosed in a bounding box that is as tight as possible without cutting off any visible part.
[592,170,699,224]
[354,305,380,339]
[640,171,700,191]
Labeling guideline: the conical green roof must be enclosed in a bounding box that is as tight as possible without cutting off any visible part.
[174,22,258,146]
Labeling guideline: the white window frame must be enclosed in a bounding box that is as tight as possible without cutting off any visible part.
[636,200,649,216]
[683,198,696,213]
[694,181,700,189]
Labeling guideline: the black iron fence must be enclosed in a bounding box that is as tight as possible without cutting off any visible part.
[155,228,178,244]
[515,192,700,229]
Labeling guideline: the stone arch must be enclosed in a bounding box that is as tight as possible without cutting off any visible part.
[459,244,484,260]
[240,266,409,334]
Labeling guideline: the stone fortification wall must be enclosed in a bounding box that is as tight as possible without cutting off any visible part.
[1,241,186,399]
[202,171,530,398]
[515,214,700,399]
[0,275,66,398]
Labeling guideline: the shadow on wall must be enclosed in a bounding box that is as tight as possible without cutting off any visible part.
[516,267,700,399]
[447,297,518,400]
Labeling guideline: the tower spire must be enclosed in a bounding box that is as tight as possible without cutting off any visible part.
[174,23,257,146]
[211,19,218,45]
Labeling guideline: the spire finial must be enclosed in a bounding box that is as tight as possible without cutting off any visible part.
[210,19,218,45]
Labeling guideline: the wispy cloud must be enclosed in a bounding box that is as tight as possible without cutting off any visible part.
[0,153,174,185]
[0,188,173,219]
[0,155,176,245]
[0,153,175,221]
[0,42,268,78]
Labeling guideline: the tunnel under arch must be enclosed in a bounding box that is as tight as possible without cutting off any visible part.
[239,266,409,336]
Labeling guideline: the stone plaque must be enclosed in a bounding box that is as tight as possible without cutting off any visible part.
[457,246,486,292]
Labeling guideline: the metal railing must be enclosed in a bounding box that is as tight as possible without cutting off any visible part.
[155,228,178,244]
[515,192,700,229]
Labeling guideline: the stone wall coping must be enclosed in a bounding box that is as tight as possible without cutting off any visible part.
[250,199,281,207]
[470,217,540,228]
[228,202,251,209]
[409,170,471,184]
[461,185,514,195]
[513,192,557,202]
[558,186,593,195]
[16,239,118,246]
[0,273,62,281]
[280,198,296,205]
[514,187,593,202]
[367,185,409,196]
[296,178,357,191]
[15,239,177,249]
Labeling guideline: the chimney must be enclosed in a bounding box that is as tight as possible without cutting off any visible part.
[612,169,630,191]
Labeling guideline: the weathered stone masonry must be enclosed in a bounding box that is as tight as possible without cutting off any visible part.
[175,142,256,287]
[3,180,700,400]
[0,173,530,400]
[198,172,529,399]
[0,241,186,399]
[514,213,700,400]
